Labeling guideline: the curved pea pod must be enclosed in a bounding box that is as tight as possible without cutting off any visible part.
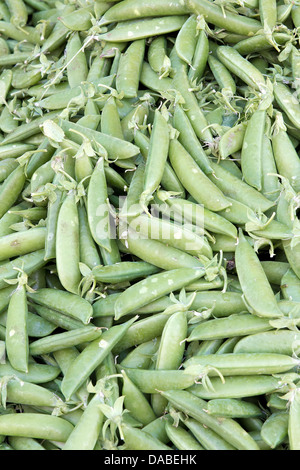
[98,15,188,42]
[165,421,204,450]
[169,139,231,212]
[92,261,160,284]
[261,261,289,286]
[100,0,189,25]
[0,159,18,182]
[186,0,262,36]
[56,190,81,295]
[114,267,205,320]
[172,62,213,144]
[172,104,213,175]
[27,288,93,325]
[120,423,172,451]
[234,330,300,356]
[235,230,283,319]
[6,284,29,374]
[218,123,245,159]
[184,418,237,450]
[119,231,204,270]
[120,338,160,370]
[59,119,140,161]
[216,46,265,91]
[188,28,209,82]
[234,32,291,56]
[0,227,46,262]
[130,214,213,259]
[148,36,171,77]
[119,367,197,394]
[60,315,138,401]
[121,370,156,426]
[261,412,289,450]
[59,5,94,31]
[0,361,61,384]
[274,82,300,130]
[62,393,105,451]
[0,250,46,289]
[189,375,282,400]
[187,313,273,342]
[29,326,102,356]
[0,164,26,218]
[0,413,73,442]
[160,390,260,450]
[241,110,266,191]
[272,129,300,192]
[4,378,66,410]
[116,39,146,98]
[175,14,198,66]
[139,61,173,93]
[140,109,170,209]
[183,353,299,376]
[207,398,263,419]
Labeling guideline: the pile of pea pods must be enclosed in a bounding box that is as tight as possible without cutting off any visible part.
[2,0,300,452]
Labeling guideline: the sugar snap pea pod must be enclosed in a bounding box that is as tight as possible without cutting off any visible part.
[130,214,213,258]
[8,436,45,451]
[27,288,93,326]
[273,82,300,130]
[29,326,102,356]
[172,104,213,175]
[0,164,26,218]
[6,281,29,374]
[119,366,197,394]
[234,33,292,56]
[120,338,160,369]
[121,102,149,142]
[188,375,284,400]
[87,157,115,254]
[261,135,280,202]
[59,5,94,31]
[120,423,172,451]
[208,162,274,213]
[78,203,101,270]
[216,46,265,91]
[56,190,81,295]
[216,337,240,355]
[65,32,88,88]
[272,129,300,192]
[208,54,236,95]
[99,16,188,42]
[101,96,124,140]
[172,62,213,144]
[139,61,173,93]
[0,360,60,383]
[241,110,266,191]
[234,330,300,356]
[26,311,57,338]
[169,139,231,212]
[139,109,170,210]
[4,378,66,409]
[175,14,198,67]
[184,352,299,376]
[30,303,84,331]
[116,39,145,99]
[148,36,171,77]
[186,0,262,36]
[44,174,65,261]
[259,0,277,30]
[184,418,236,450]
[59,119,140,161]
[161,390,260,450]
[26,138,55,179]
[207,398,263,419]
[0,249,46,289]
[114,267,205,320]
[62,393,104,451]
[188,29,209,82]
[92,261,160,284]
[261,261,289,285]
[0,159,18,183]
[187,313,273,342]
[165,421,204,450]
[0,20,43,45]
[100,0,189,25]
[281,268,300,302]
[261,412,289,450]
[0,3,10,21]
[121,370,156,426]
[120,231,204,270]
[0,227,45,262]
[1,111,58,145]
[0,413,73,442]
[235,229,283,318]
[61,315,138,401]
[288,389,300,450]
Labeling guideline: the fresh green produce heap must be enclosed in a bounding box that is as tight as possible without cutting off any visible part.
[1,0,300,451]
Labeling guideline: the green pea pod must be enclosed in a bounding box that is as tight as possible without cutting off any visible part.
[259,0,277,30]
[188,29,209,82]
[288,389,300,450]
[66,32,88,88]
[92,261,160,284]
[56,190,81,295]
[6,283,28,374]
[139,61,173,93]
[235,229,283,319]
[272,129,300,192]
[114,267,205,320]
[234,330,300,356]
[0,164,26,218]
[208,55,236,95]
[261,412,289,450]
[116,39,146,98]
[184,417,236,450]
[175,14,197,66]
[120,423,172,451]
[61,315,138,401]
[165,422,204,450]
[27,288,93,326]
[121,370,157,426]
